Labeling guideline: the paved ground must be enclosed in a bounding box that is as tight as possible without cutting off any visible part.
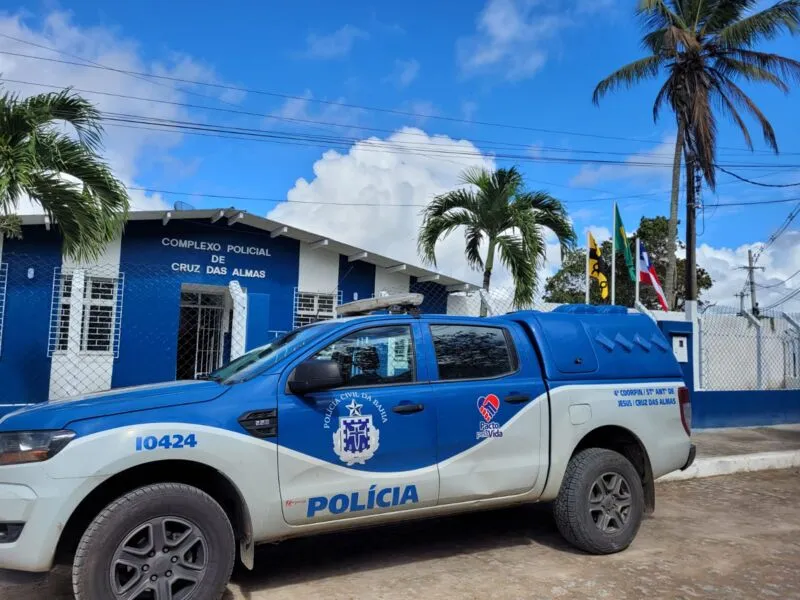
[3,469,799,600]
[693,424,800,458]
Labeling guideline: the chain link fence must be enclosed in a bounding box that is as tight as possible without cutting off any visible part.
[698,305,800,391]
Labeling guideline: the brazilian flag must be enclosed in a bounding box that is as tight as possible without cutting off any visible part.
[614,204,636,282]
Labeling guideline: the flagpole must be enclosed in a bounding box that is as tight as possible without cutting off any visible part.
[611,202,616,305]
[635,236,641,306]
[585,231,590,304]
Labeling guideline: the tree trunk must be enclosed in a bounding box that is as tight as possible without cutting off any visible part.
[664,124,684,310]
[480,239,496,317]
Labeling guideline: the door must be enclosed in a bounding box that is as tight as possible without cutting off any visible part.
[277,321,438,525]
[176,291,226,379]
[423,322,546,503]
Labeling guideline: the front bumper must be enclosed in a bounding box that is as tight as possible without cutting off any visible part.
[0,468,101,572]
[680,444,697,471]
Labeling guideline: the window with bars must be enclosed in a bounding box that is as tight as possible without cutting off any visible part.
[293,289,340,329]
[51,270,124,355]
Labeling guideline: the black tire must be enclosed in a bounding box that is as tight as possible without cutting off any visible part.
[553,448,644,555]
[73,483,235,600]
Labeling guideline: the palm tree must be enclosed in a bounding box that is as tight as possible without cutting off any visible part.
[417,166,576,308]
[0,87,129,260]
[593,0,800,309]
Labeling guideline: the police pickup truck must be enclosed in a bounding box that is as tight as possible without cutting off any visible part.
[0,296,694,600]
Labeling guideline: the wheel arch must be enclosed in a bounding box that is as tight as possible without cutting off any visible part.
[55,459,253,566]
[571,425,656,514]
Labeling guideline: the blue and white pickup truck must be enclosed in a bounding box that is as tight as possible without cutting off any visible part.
[0,298,694,600]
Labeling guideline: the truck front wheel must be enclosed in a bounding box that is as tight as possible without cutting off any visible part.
[554,448,644,555]
[72,482,235,600]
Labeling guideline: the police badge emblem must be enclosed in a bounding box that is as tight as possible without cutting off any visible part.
[333,399,381,466]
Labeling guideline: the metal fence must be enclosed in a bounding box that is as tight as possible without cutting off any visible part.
[698,305,800,391]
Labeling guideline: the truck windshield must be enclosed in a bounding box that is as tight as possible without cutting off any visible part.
[207,323,334,383]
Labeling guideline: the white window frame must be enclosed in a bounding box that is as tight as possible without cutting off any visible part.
[49,268,125,357]
[0,262,7,357]
[293,288,342,329]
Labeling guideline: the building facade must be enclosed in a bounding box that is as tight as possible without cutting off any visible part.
[0,208,472,410]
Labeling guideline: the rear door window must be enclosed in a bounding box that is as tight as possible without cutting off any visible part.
[430,324,517,381]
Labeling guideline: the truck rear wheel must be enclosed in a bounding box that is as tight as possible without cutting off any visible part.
[554,448,644,555]
[72,482,235,600]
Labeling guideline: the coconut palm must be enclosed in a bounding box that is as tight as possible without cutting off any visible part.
[0,87,129,260]
[593,0,800,308]
[417,166,576,307]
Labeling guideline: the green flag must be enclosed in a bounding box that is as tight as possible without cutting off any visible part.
[614,205,636,282]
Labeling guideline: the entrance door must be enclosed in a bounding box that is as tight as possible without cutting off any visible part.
[277,321,439,525]
[176,291,226,379]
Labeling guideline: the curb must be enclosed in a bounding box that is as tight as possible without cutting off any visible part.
[657,450,800,482]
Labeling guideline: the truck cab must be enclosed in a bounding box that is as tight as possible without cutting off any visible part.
[0,298,694,600]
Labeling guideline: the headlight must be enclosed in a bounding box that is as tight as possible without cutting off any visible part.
[0,430,76,466]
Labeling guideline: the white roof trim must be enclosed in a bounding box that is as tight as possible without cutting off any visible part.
[17,208,475,288]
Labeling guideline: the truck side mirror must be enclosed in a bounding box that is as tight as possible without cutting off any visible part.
[289,359,344,395]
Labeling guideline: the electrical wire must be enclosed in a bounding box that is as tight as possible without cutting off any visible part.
[756,268,800,289]
[715,165,800,187]
[2,42,800,158]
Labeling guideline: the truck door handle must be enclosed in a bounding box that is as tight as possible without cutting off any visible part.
[505,394,531,404]
[393,403,424,414]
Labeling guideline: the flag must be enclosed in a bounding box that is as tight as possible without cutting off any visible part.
[614,204,636,282]
[588,232,609,300]
[638,241,668,311]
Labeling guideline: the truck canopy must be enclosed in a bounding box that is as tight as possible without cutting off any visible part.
[506,310,683,382]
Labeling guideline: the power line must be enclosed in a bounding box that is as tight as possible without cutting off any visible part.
[715,165,800,187]
[756,268,800,289]
[761,286,800,311]
[2,43,799,157]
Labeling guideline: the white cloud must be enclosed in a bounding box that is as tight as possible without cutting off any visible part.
[570,135,677,187]
[0,10,240,215]
[384,58,420,88]
[302,25,368,60]
[585,225,611,243]
[698,231,800,312]
[269,128,496,286]
[456,0,571,81]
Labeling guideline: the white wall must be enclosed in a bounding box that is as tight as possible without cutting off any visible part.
[374,267,410,296]
[699,314,799,391]
[298,243,339,293]
[49,236,122,400]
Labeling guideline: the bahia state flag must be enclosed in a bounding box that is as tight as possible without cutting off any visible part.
[638,241,669,311]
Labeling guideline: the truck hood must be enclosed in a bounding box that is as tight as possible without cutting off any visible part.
[0,380,230,431]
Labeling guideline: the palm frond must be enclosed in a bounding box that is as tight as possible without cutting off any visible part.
[512,191,576,254]
[714,56,789,91]
[701,0,758,34]
[464,226,485,270]
[709,81,754,149]
[20,88,105,153]
[653,77,675,121]
[494,233,540,308]
[710,71,778,151]
[593,55,663,104]
[417,209,479,267]
[718,0,800,48]
[0,214,22,240]
[421,189,479,221]
[638,0,689,30]
[720,49,800,84]
[32,131,130,214]
[27,173,124,261]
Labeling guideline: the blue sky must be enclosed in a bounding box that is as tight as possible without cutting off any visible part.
[2,0,800,307]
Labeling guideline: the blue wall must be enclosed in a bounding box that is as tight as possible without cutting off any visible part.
[112,220,300,387]
[657,319,800,428]
[338,255,375,304]
[0,227,62,406]
[410,278,449,314]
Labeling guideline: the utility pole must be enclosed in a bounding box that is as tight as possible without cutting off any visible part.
[734,291,748,316]
[685,153,698,303]
[737,250,765,316]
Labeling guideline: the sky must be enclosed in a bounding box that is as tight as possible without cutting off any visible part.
[1,0,800,310]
